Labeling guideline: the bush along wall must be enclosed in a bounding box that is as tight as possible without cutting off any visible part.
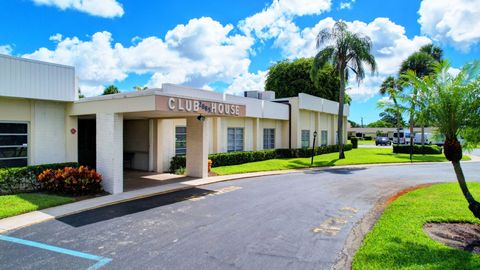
[0,162,79,194]
[37,166,102,195]
[169,144,353,172]
[393,145,442,155]
[350,137,358,149]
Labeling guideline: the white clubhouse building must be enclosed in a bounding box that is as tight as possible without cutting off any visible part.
[0,54,348,194]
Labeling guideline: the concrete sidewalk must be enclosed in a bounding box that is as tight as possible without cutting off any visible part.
[1,158,478,233]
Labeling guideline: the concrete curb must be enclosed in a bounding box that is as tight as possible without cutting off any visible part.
[1,159,478,233]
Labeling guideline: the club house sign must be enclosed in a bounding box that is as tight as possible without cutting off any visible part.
[160,96,246,116]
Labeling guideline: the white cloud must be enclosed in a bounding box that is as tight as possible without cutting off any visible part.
[339,0,356,10]
[0,45,13,55]
[347,75,386,102]
[31,0,124,18]
[418,0,480,52]
[261,17,431,101]
[23,17,254,96]
[239,0,331,40]
[225,70,267,95]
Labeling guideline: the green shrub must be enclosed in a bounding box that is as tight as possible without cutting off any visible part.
[0,162,79,194]
[363,136,373,140]
[393,145,442,155]
[350,137,359,148]
[37,166,102,195]
[174,167,186,175]
[170,156,186,173]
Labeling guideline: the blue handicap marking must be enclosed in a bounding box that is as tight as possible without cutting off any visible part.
[0,235,112,269]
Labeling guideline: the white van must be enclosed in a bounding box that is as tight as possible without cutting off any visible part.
[393,130,412,144]
[414,133,445,145]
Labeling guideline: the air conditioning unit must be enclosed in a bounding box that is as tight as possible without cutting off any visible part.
[244,91,260,99]
[259,91,275,100]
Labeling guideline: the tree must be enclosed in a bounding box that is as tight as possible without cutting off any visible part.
[133,86,148,91]
[400,44,443,148]
[378,76,404,145]
[102,85,120,95]
[77,88,85,99]
[367,120,392,128]
[313,21,377,159]
[265,58,350,103]
[403,60,480,218]
[348,120,360,127]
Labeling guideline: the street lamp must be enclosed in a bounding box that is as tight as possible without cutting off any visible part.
[311,131,318,166]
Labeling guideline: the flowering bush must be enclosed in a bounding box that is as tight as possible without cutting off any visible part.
[37,166,102,195]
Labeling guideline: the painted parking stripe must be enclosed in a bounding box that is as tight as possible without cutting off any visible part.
[0,235,112,269]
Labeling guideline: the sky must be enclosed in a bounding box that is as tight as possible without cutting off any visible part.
[0,0,479,124]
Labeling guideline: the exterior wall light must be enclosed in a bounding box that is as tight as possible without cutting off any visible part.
[197,114,206,122]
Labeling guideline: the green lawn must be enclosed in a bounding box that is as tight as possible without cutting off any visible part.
[353,183,480,269]
[357,140,375,145]
[0,193,75,219]
[211,148,469,176]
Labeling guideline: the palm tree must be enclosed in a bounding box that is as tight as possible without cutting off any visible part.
[399,51,436,158]
[313,21,377,159]
[102,85,120,95]
[133,86,148,91]
[403,60,480,218]
[379,76,403,146]
[400,44,443,148]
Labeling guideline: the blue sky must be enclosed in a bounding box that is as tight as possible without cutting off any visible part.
[1,0,479,124]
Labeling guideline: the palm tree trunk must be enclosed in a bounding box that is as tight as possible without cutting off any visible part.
[421,125,425,146]
[393,97,401,147]
[337,70,346,159]
[409,115,414,161]
[452,161,480,219]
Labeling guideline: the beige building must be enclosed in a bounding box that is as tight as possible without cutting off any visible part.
[0,54,348,194]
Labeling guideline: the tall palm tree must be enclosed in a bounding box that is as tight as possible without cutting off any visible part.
[379,76,403,146]
[399,51,435,158]
[313,21,377,159]
[400,44,443,148]
[403,61,480,218]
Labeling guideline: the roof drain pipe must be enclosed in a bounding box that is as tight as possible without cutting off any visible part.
[274,100,292,149]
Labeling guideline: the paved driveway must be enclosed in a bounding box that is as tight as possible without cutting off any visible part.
[1,162,480,270]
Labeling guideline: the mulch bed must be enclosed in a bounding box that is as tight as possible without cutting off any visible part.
[424,222,480,253]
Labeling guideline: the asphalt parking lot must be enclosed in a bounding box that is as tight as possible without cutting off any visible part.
[1,161,479,270]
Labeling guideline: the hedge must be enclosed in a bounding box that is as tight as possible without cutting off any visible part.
[0,162,79,194]
[392,145,442,155]
[169,144,353,172]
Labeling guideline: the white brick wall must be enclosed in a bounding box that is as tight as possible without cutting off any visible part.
[32,101,67,165]
[96,113,123,194]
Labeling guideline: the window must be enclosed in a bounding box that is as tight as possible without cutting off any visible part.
[0,123,28,168]
[227,128,244,152]
[175,126,187,156]
[263,128,275,149]
[321,130,328,146]
[301,130,310,148]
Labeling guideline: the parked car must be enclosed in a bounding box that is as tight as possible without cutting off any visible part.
[376,136,391,146]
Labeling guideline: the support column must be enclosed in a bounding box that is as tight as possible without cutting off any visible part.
[186,117,209,178]
[96,113,123,194]
[148,119,157,171]
[65,115,78,162]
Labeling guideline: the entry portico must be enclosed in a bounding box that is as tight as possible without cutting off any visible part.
[70,85,252,194]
